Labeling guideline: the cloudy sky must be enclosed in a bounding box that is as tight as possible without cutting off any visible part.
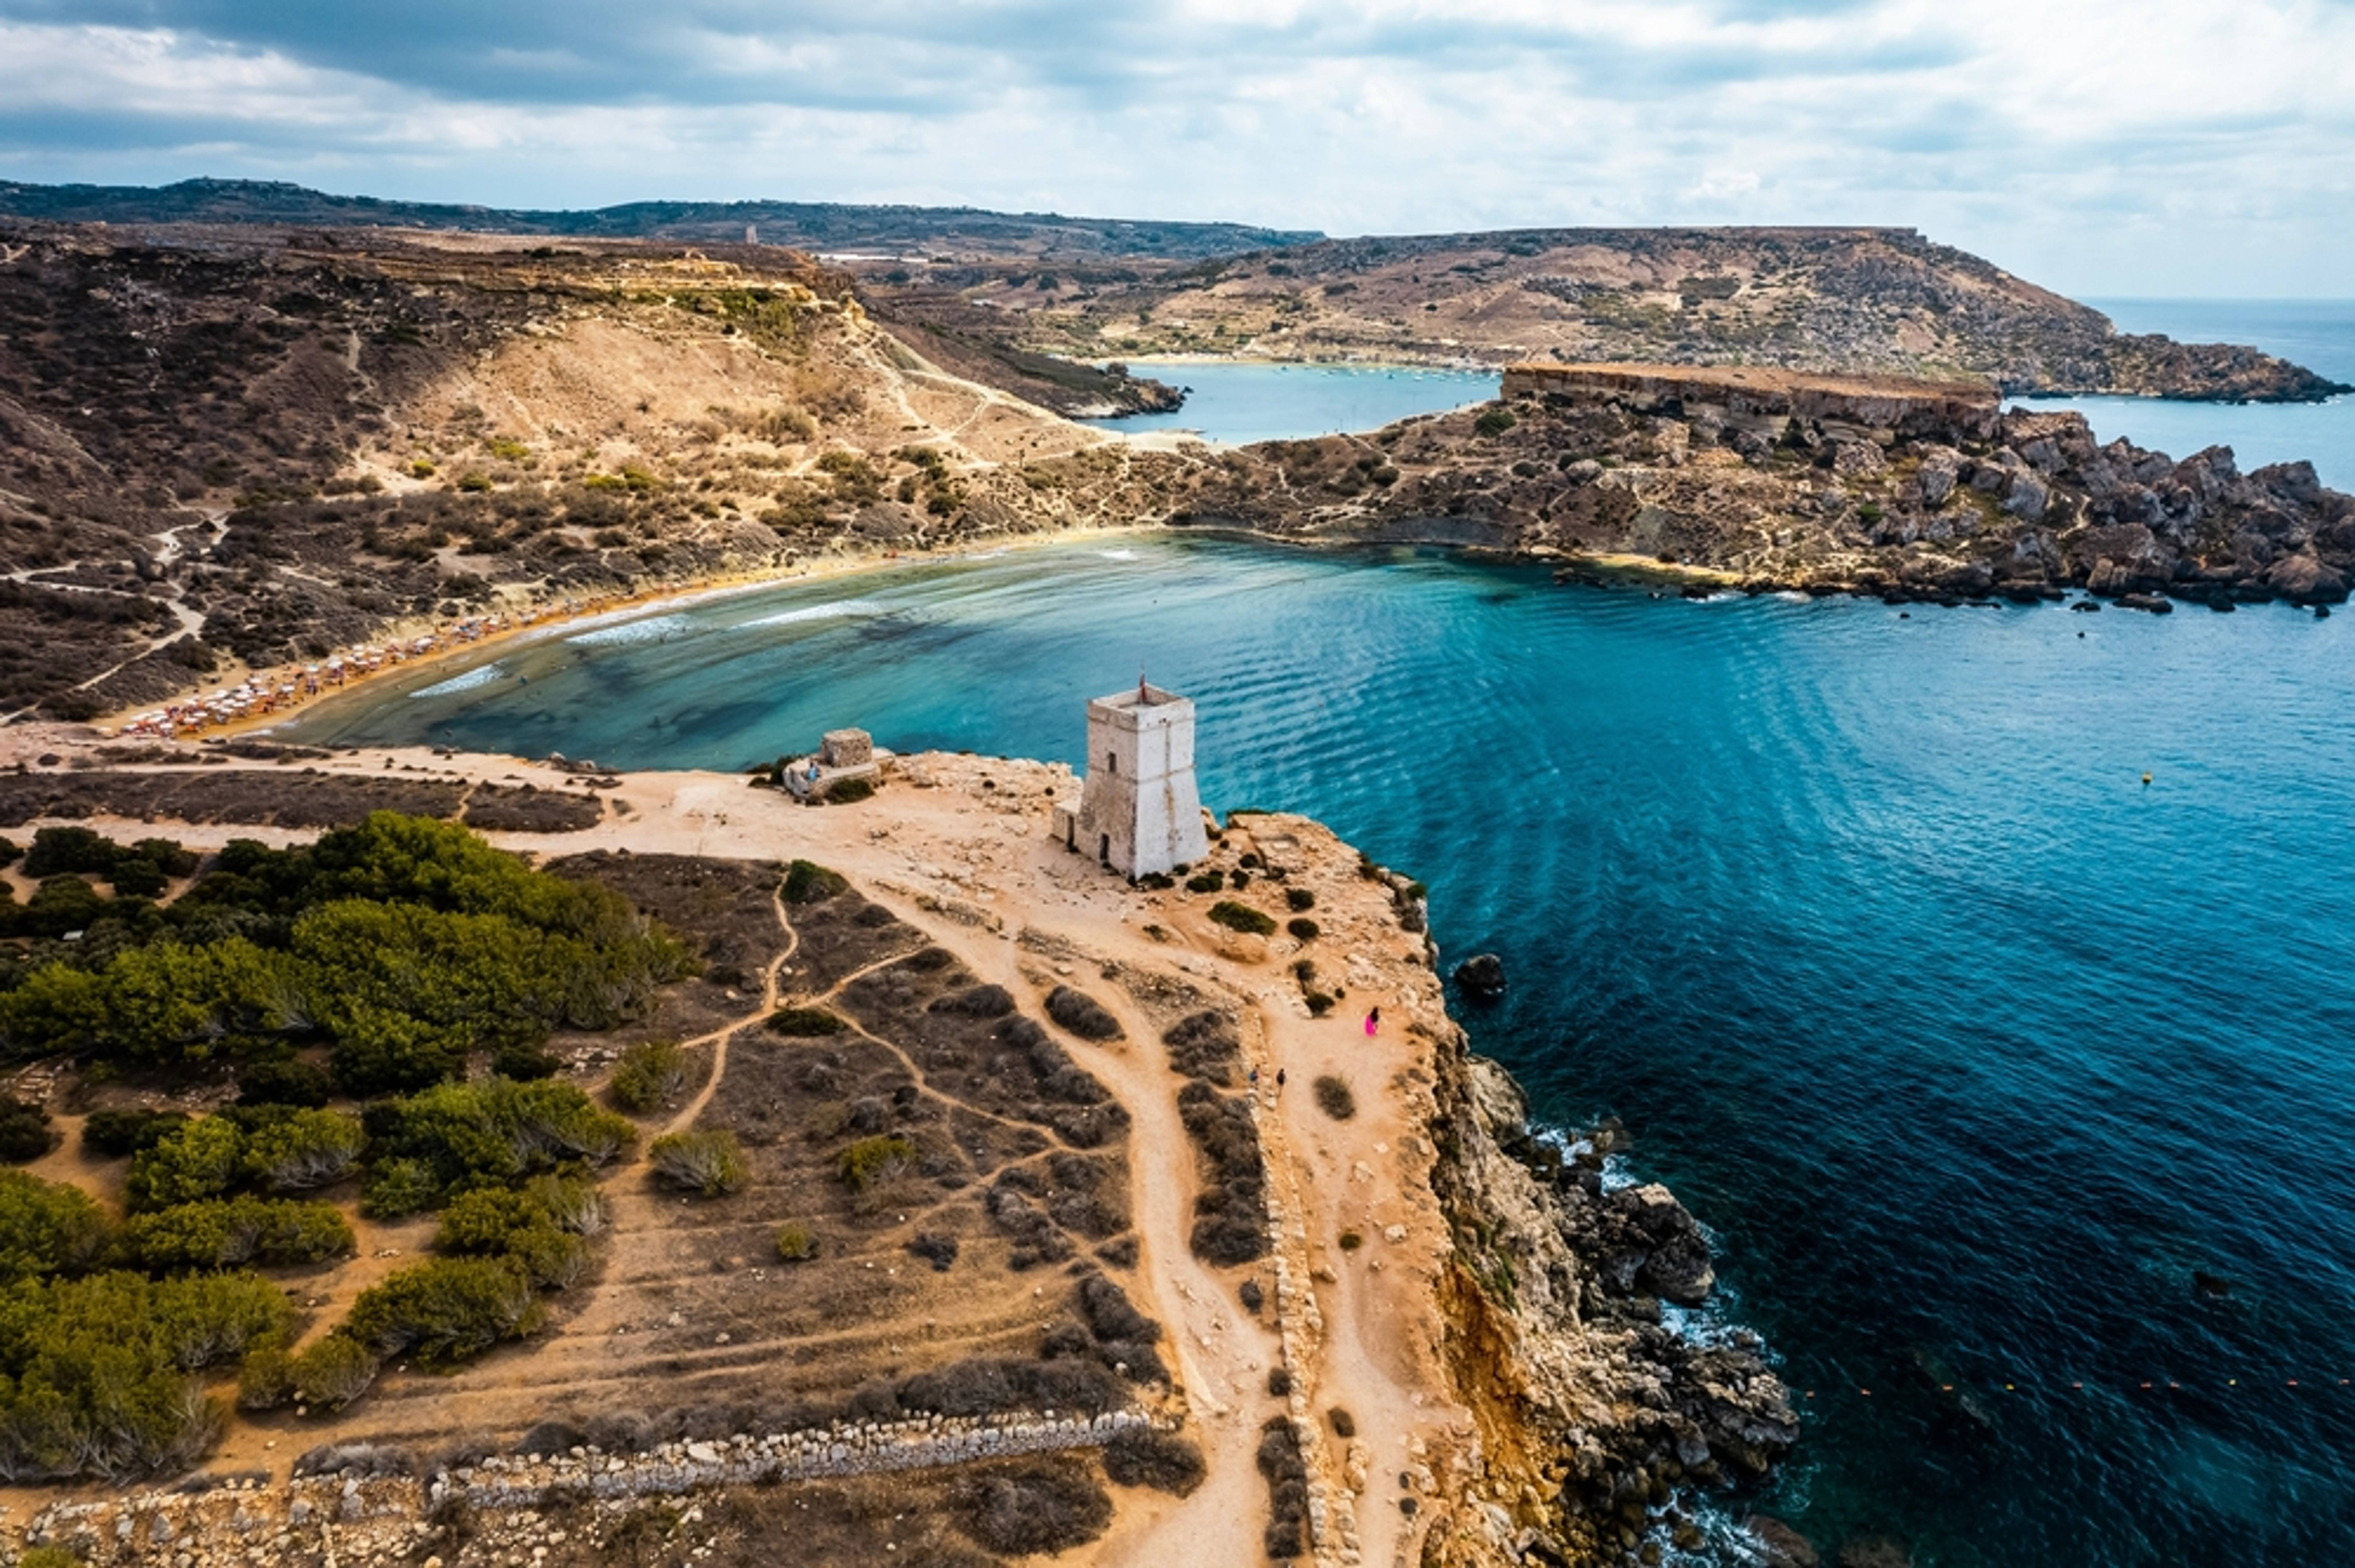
[0,0,2347,296]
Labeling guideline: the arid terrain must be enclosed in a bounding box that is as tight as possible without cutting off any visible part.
[0,734,1796,1567]
[4,220,2350,744]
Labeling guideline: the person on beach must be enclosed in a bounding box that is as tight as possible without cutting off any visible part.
[1276,1069,1286,1092]
[1365,1006,1381,1038]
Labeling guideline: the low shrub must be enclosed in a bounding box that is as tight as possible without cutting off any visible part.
[289,1332,380,1409]
[344,1256,542,1365]
[120,1197,355,1271]
[1162,1011,1241,1084]
[1102,1428,1206,1496]
[1473,406,1519,437]
[1258,1417,1312,1559]
[949,1457,1114,1557]
[0,1099,53,1163]
[1329,1406,1356,1438]
[782,860,849,903]
[1287,917,1320,942]
[648,1130,748,1197]
[81,1108,189,1159]
[823,775,876,804]
[126,1118,245,1211]
[1338,1228,1364,1251]
[906,1231,959,1272]
[1185,870,1225,894]
[236,1059,334,1109]
[240,1108,366,1191]
[237,1344,294,1410]
[608,1039,691,1113]
[765,1006,847,1037]
[0,1169,114,1283]
[1045,986,1123,1042]
[1207,901,1275,937]
[774,1221,818,1263]
[1285,887,1316,912]
[1313,1075,1356,1121]
[490,1043,562,1082]
[836,1134,914,1192]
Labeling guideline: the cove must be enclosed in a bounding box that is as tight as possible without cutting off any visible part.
[281,535,2355,1564]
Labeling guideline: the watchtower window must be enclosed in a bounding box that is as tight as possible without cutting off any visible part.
[1106,753,1117,773]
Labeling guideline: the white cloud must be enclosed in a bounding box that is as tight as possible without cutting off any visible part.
[0,1,2346,294]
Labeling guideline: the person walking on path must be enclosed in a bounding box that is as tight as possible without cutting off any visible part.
[1364,1005,1381,1039]
[1276,1069,1287,1093]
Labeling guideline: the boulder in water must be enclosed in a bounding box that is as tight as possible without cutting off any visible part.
[1454,952,1507,999]
[1744,1516,1820,1568]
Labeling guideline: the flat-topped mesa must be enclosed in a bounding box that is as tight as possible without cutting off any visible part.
[1502,361,2001,443]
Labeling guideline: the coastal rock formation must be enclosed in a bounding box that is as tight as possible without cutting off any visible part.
[1166,368,2355,609]
[1454,952,1508,999]
[1426,1046,1797,1565]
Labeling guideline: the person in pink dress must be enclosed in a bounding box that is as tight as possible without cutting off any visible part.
[1364,1006,1380,1038]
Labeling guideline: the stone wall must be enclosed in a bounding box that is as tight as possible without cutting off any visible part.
[12,1408,1153,1566]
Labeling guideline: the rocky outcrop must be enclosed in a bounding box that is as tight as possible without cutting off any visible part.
[1423,1032,1797,1566]
[1162,373,2355,610]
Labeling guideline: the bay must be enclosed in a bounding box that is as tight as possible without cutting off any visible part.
[283,532,2355,1566]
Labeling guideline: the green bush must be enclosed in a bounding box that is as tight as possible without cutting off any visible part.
[1312,1075,1356,1121]
[783,859,850,903]
[490,1043,562,1081]
[126,1117,245,1211]
[1184,870,1225,894]
[236,1343,294,1410]
[0,1270,290,1479]
[0,1098,53,1163]
[766,1006,847,1037]
[1207,901,1276,937]
[836,1134,915,1192]
[240,1108,366,1191]
[82,1108,190,1158]
[362,1077,635,1215]
[1284,887,1316,912]
[1286,918,1319,943]
[344,1256,542,1366]
[19,1547,82,1568]
[21,826,117,878]
[120,1197,354,1271]
[0,1169,114,1284]
[289,1332,379,1409]
[823,775,876,804]
[774,1221,818,1262]
[608,1039,691,1113]
[648,1130,748,1197]
[1473,406,1518,437]
[236,1059,334,1109]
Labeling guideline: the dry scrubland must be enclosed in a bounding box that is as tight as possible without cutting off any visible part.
[0,740,1802,1567]
[3,218,2349,734]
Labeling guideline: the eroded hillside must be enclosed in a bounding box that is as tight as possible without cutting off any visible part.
[861,226,2344,400]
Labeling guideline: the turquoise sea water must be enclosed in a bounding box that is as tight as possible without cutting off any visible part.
[1080,359,1498,443]
[2014,299,2355,491]
[282,534,2355,1565]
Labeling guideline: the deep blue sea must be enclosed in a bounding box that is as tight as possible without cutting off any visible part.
[281,528,2355,1566]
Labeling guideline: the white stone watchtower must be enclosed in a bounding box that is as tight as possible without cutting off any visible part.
[1061,682,1209,876]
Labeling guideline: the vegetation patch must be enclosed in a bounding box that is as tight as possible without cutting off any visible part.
[1045,985,1124,1041]
[1313,1074,1357,1121]
[1208,900,1276,937]
[649,1129,750,1197]
[1176,1081,1268,1265]
[766,1005,849,1037]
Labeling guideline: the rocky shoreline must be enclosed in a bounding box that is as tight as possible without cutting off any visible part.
[1422,1027,1799,1567]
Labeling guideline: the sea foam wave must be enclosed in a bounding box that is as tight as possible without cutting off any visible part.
[569,614,689,647]
[741,599,885,628]
[410,664,505,698]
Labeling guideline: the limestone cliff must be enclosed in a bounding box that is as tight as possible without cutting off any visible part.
[1419,1026,1797,1566]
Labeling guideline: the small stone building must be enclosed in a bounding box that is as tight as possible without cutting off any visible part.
[783,727,882,801]
[1053,684,1209,876]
